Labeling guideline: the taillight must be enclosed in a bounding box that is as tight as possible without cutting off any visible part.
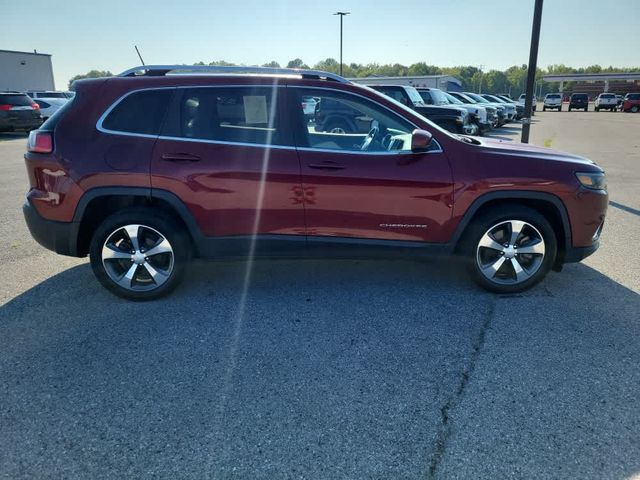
[0,104,12,111]
[27,131,53,153]
[31,103,40,110]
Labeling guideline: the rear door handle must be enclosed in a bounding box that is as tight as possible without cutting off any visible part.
[307,162,345,170]
[161,152,201,162]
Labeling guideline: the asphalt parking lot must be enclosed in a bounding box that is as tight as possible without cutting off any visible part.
[1,109,639,479]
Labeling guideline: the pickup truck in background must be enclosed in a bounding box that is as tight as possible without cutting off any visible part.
[594,93,618,112]
[417,87,491,135]
[366,85,477,135]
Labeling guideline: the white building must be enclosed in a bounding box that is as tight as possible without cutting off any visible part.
[0,49,55,92]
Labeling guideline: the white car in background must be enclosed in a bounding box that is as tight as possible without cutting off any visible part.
[25,90,69,100]
[543,93,563,111]
[594,93,618,112]
[33,97,68,120]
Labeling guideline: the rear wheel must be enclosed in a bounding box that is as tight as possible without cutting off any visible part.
[463,206,557,293]
[632,105,639,113]
[558,106,562,111]
[595,106,600,111]
[89,208,190,300]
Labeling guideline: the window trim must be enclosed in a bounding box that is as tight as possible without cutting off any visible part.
[96,85,442,154]
[96,85,292,146]
[96,86,177,138]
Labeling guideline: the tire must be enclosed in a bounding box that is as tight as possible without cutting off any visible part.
[595,107,599,112]
[543,106,546,111]
[558,106,562,111]
[462,205,557,294]
[584,106,588,112]
[568,107,572,112]
[324,119,351,134]
[632,105,639,113]
[89,207,190,301]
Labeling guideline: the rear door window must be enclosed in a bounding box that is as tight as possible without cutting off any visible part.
[162,86,285,146]
[101,89,174,135]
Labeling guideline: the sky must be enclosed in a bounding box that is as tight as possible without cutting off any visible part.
[3,0,639,90]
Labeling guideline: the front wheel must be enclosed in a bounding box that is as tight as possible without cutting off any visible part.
[632,105,639,113]
[89,208,190,300]
[463,206,557,293]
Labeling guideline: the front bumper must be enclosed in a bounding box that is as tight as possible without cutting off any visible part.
[563,241,600,263]
[23,200,81,257]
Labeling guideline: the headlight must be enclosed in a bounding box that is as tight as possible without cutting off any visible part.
[575,171,607,190]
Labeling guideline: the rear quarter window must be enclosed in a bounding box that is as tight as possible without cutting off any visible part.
[0,94,33,106]
[101,89,174,135]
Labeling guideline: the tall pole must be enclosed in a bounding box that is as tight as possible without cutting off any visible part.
[334,12,350,76]
[521,0,544,143]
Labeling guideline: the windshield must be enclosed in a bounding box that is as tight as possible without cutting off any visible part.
[466,92,490,104]
[444,92,463,105]
[404,86,426,106]
[426,88,450,106]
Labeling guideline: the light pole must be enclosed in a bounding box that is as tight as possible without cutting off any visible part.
[521,0,544,143]
[334,12,350,76]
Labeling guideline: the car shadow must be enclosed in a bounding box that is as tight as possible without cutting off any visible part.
[0,259,638,478]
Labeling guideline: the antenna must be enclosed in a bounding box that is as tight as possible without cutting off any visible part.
[134,45,145,66]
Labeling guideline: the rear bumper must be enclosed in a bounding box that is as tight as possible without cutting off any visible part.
[23,200,81,257]
[0,117,42,132]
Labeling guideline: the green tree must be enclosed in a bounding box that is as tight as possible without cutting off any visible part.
[262,61,281,68]
[68,69,113,89]
[313,58,341,74]
[407,62,442,76]
[207,60,236,66]
[286,58,309,69]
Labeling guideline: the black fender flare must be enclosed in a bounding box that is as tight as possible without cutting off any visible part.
[449,190,572,250]
[72,186,205,246]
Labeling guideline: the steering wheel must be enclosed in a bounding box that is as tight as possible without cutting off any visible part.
[360,125,379,151]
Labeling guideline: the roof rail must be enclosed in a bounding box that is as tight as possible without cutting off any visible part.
[118,65,349,83]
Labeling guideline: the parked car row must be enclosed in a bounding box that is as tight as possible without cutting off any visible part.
[543,92,640,112]
[0,90,71,133]
[360,85,531,137]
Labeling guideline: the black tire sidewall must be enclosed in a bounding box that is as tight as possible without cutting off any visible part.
[89,208,189,301]
[464,206,558,294]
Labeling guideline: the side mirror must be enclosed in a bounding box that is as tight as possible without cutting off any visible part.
[411,129,433,152]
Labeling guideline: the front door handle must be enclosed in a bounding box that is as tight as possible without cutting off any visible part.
[161,152,201,162]
[307,161,345,170]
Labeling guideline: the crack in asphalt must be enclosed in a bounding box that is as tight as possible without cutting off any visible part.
[425,298,497,480]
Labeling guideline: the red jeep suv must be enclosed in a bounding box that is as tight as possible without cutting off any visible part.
[23,65,608,300]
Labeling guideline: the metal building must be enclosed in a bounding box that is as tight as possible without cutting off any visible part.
[0,49,55,92]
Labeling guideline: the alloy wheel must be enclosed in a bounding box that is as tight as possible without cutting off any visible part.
[101,224,174,291]
[476,220,546,285]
